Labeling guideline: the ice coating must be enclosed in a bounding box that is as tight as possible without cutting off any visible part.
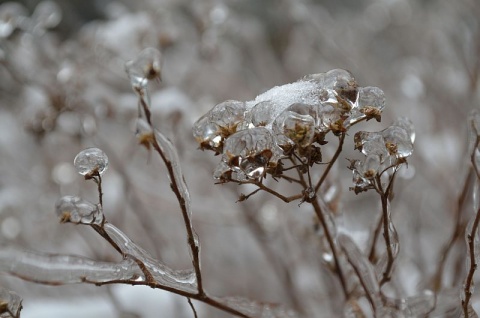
[73,147,109,176]
[55,195,103,225]
[218,127,282,181]
[125,47,162,89]
[0,247,142,284]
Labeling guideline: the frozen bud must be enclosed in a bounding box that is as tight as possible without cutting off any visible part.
[74,147,109,177]
[32,1,62,30]
[221,127,281,180]
[324,69,358,102]
[356,86,385,122]
[382,125,414,158]
[360,154,381,179]
[250,101,277,127]
[55,196,103,225]
[125,48,162,89]
[209,100,246,131]
[136,118,154,149]
[192,113,222,152]
[0,2,27,38]
[192,100,246,153]
[318,104,343,132]
[273,105,316,147]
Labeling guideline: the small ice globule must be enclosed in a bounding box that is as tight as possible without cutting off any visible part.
[73,147,109,177]
[125,47,163,89]
[55,195,103,225]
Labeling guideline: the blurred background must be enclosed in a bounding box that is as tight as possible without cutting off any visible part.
[0,0,479,317]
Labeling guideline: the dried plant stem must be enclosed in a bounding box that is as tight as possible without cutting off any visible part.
[314,132,345,194]
[462,205,480,318]
[375,174,396,287]
[187,298,198,318]
[462,134,480,317]
[247,181,303,203]
[150,138,204,294]
[311,198,348,297]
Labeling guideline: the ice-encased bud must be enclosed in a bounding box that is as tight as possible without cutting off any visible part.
[324,69,358,102]
[250,101,277,127]
[32,1,62,30]
[360,154,381,179]
[192,100,246,153]
[273,104,316,147]
[125,48,162,88]
[74,147,109,176]
[192,113,222,151]
[55,195,103,225]
[353,86,385,123]
[220,127,281,181]
[382,125,414,158]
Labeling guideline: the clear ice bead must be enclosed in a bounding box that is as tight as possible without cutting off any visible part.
[192,113,222,151]
[74,147,109,176]
[356,86,385,111]
[250,100,277,127]
[55,195,103,225]
[273,104,316,147]
[382,126,414,158]
[209,100,246,130]
[324,69,358,103]
[360,154,381,179]
[224,127,278,160]
[125,48,162,89]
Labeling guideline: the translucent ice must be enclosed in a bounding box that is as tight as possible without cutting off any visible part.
[273,104,316,147]
[74,147,109,177]
[55,195,103,225]
[125,47,162,89]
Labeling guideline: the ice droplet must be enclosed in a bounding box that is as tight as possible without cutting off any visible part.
[192,100,246,152]
[74,147,109,176]
[218,127,281,181]
[125,48,162,89]
[273,104,316,147]
[55,195,103,225]
[324,68,358,103]
[382,125,413,158]
[250,100,277,127]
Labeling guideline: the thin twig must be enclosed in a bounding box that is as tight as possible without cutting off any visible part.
[462,205,480,318]
[311,197,348,297]
[314,132,346,194]
[187,298,198,318]
[376,174,396,287]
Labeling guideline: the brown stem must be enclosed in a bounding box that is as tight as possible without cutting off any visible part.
[314,133,346,194]
[188,298,198,318]
[150,139,204,294]
[311,197,348,298]
[368,214,383,262]
[244,181,303,203]
[376,174,396,287]
[463,205,480,318]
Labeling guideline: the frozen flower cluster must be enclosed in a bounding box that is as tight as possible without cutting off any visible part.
[350,117,415,193]
[193,69,386,182]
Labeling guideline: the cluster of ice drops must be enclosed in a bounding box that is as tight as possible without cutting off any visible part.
[193,69,415,187]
